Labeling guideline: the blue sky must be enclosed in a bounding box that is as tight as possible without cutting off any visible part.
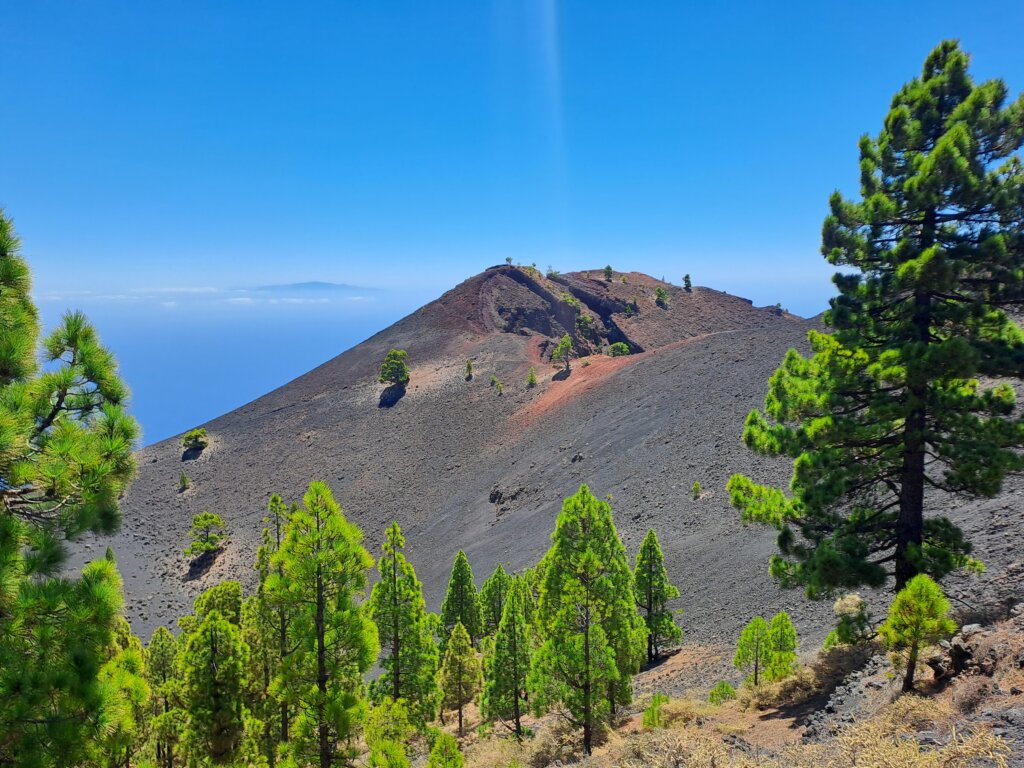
[4,2,1023,443]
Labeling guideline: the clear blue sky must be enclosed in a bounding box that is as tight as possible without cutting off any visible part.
[4,2,1023,443]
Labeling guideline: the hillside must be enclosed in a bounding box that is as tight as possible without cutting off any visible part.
[68,266,1024,658]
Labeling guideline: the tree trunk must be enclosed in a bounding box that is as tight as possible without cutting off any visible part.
[458,702,463,736]
[583,616,592,755]
[391,554,401,701]
[316,565,331,768]
[895,201,934,592]
[903,641,920,692]
[511,626,523,739]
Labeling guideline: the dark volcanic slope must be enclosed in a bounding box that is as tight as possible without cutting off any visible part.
[69,267,1023,649]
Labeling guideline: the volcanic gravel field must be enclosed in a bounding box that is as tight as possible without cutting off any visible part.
[67,266,1024,652]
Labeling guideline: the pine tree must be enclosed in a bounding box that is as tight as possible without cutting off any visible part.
[438,621,481,736]
[551,333,573,372]
[440,550,484,646]
[728,42,1024,597]
[96,617,151,768]
[267,481,378,768]
[184,511,228,559]
[528,485,646,755]
[181,609,249,764]
[369,740,410,768]
[481,577,531,738]
[0,210,140,768]
[879,574,957,692]
[240,593,278,766]
[364,697,413,750]
[192,579,243,626]
[146,626,181,768]
[683,274,692,292]
[733,616,771,687]
[633,529,682,663]
[765,611,798,682]
[367,522,440,727]
[426,732,464,768]
[259,492,294,744]
[379,349,411,387]
[479,563,511,637]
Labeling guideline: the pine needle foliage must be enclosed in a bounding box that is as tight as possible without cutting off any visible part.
[267,481,378,768]
[633,529,682,662]
[367,522,440,728]
[441,550,484,646]
[728,42,1024,597]
[529,485,646,755]
[439,621,481,736]
[379,349,411,387]
[878,574,957,692]
[184,511,228,559]
[479,563,511,636]
[482,576,532,738]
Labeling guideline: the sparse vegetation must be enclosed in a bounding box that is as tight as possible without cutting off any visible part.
[559,292,581,312]
[707,680,736,704]
[608,342,630,357]
[379,348,411,387]
[526,367,538,387]
[642,692,669,729]
[184,511,228,559]
[546,266,560,279]
[604,265,613,281]
[655,286,669,308]
[178,471,191,491]
[496,381,504,396]
[489,374,498,386]
[182,427,209,451]
[465,359,473,380]
[634,529,682,662]
[691,481,701,499]
[683,274,692,292]
[823,593,872,650]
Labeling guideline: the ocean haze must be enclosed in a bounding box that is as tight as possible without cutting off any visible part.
[36,282,431,446]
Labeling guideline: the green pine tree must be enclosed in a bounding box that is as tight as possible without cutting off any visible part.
[181,609,249,764]
[733,616,771,687]
[95,617,151,768]
[438,621,482,736]
[184,511,228,559]
[259,492,294,744]
[551,333,573,372]
[379,349,411,387]
[426,732,464,768]
[0,210,140,767]
[367,522,440,727]
[479,563,511,637]
[440,550,484,646]
[528,485,646,755]
[267,481,378,768]
[765,611,799,682]
[481,577,532,738]
[633,529,683,663]
[879,574,957,692]
[145,626,182,768]
[728,42,1024,597]
[240,593,279,766]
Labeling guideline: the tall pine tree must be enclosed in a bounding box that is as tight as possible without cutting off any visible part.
[367,522,440,728]
[528,485,646,755]
[633,529,682,662]
[0,210,139,767]
[479,563,511,637]
[728,41,1024,595]
[268,481,378,768]
[438,621,481,736]
[440,549,484,646]
[481,576,531,738]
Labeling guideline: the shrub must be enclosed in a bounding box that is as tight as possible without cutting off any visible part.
[655,286,669,308]
[505,256,513,265]
[178,471,191,492]
[490,374,498,387]
[496,381,504,396]
[379,348,410,387]
[182,427,208,451]
[560,292,581,312]
[465,360,473,381]
[708,681,736,705]
[642,692,669,729]
[546,266,560,279]
[184,511,227,559]
[603,265,613,282]
[878,574,957,692]
[426,732,463,768]
[620,275,628,283]
[823,593,872,649]
[692,481,701,499]
[526,367,538,387]
[551,334,573,372]
[608,342,630,357]
[683,274,692,292]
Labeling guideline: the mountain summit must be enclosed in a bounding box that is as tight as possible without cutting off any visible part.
[70,267,1016,645]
